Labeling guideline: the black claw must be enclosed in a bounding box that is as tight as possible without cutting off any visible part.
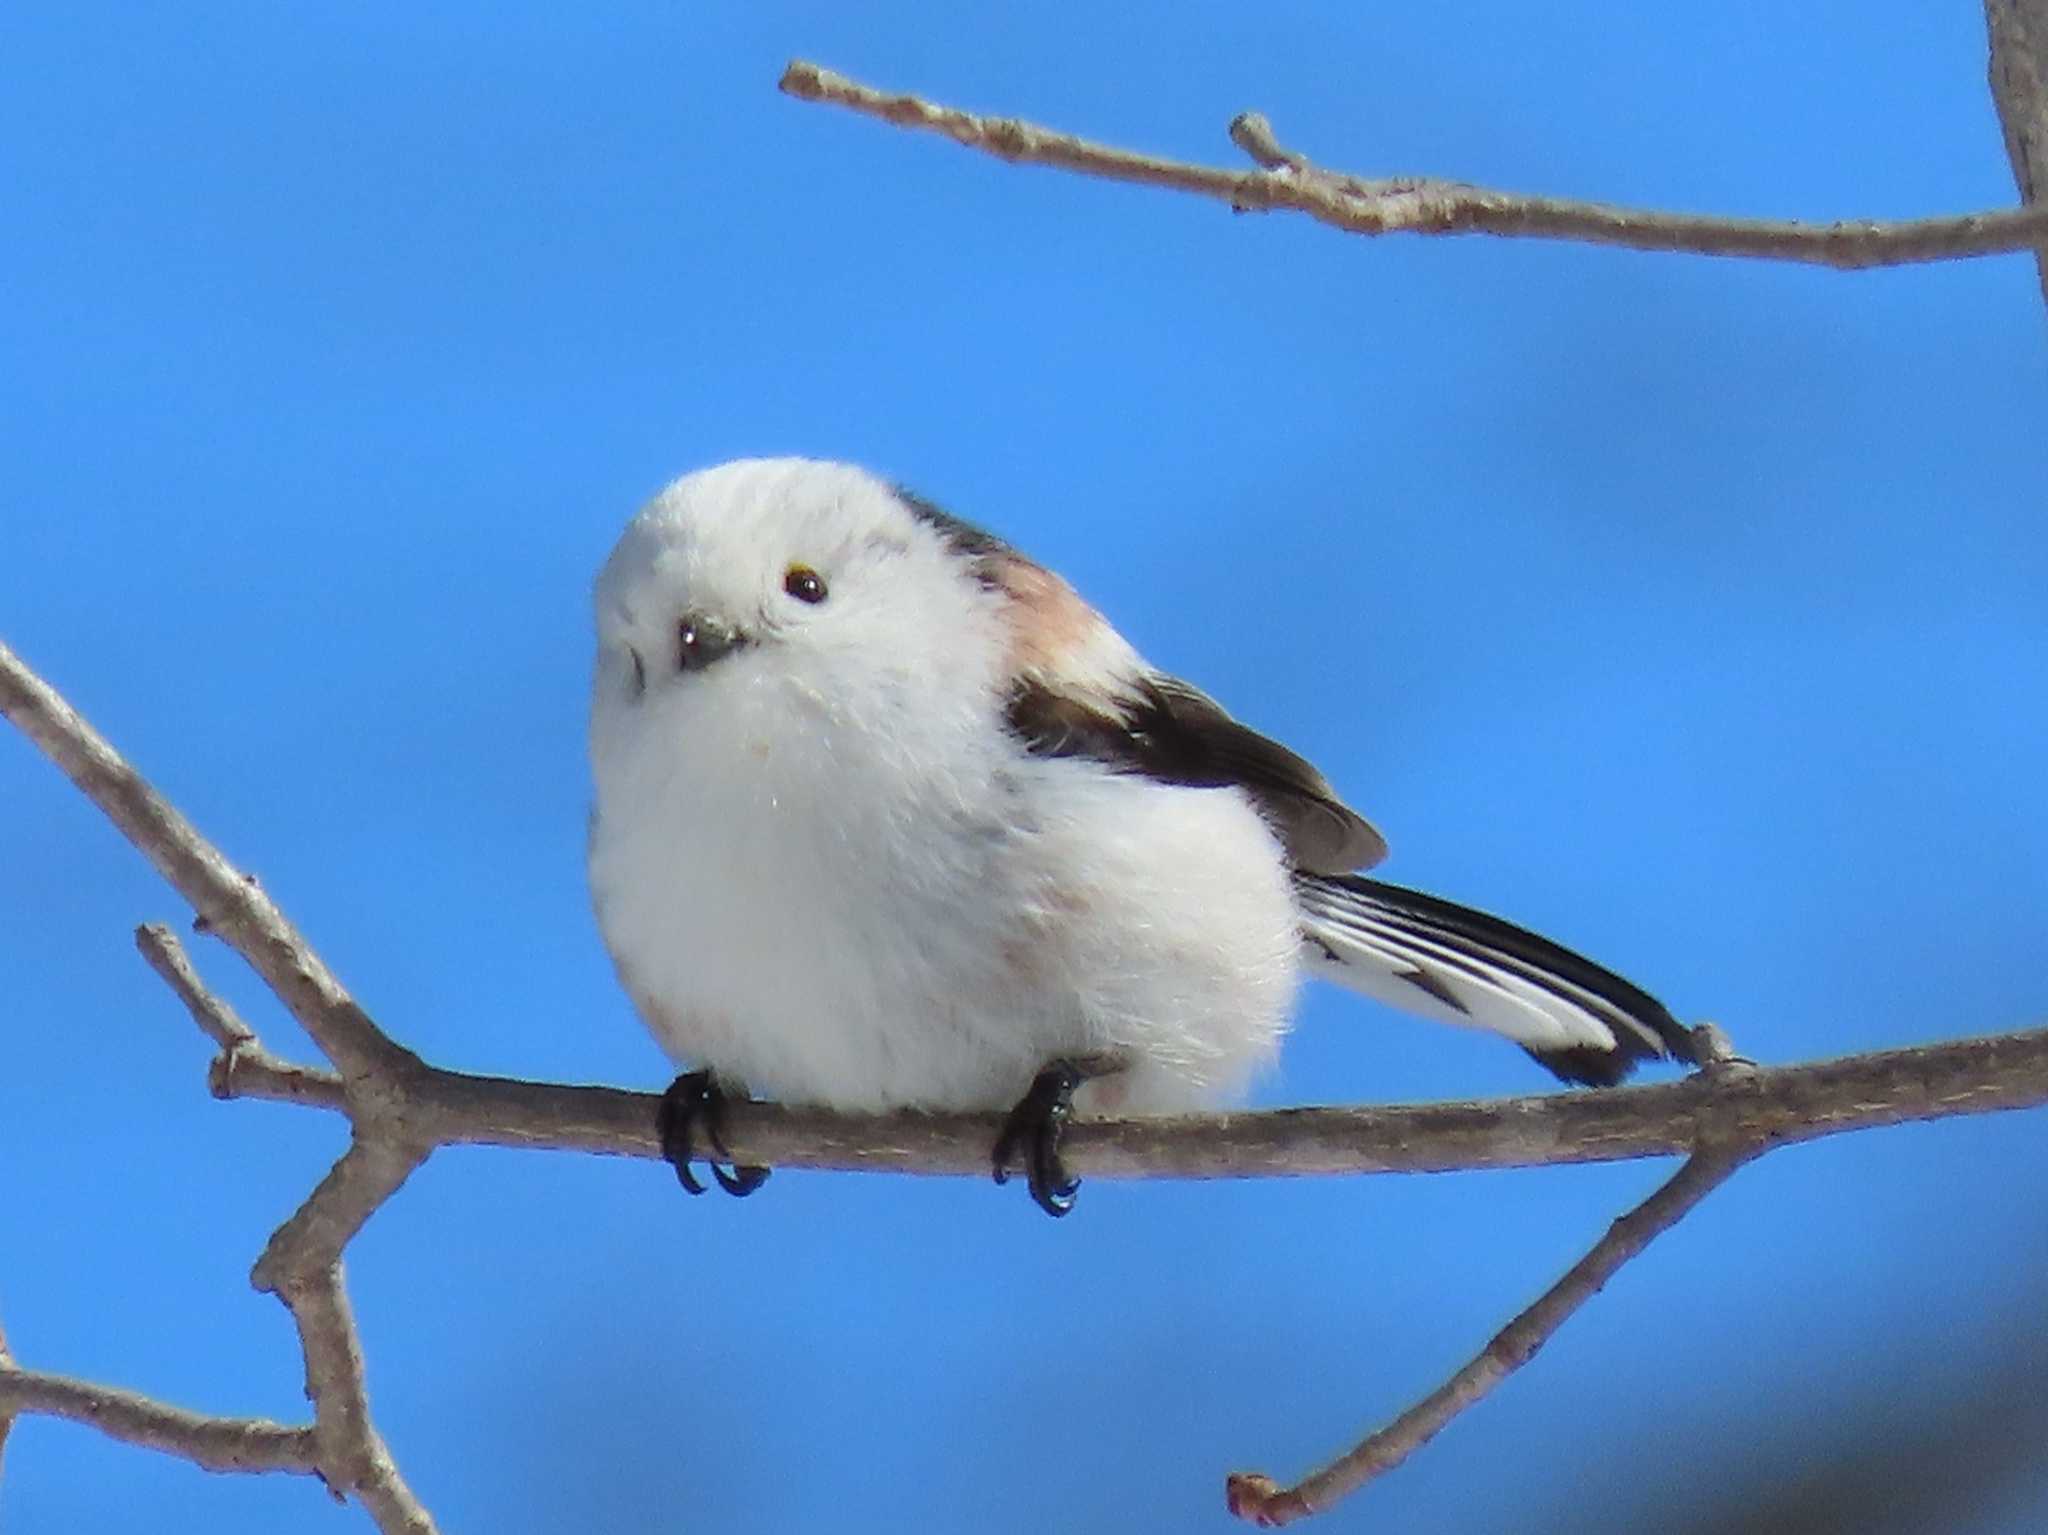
[711,1160,772,1197]
[657,1071,771,1199]
[657,1074,710,1195]
[993,1062,1086,1218]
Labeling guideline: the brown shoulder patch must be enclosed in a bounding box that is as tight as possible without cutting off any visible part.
[984,552,1103,678]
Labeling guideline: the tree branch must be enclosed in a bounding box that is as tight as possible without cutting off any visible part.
[778,60,2048,272]
[135,923,346,1111]
[274,1264,434,1532]
[0,641,415,1084]
[1226,1143,1758,1524]
[201,1024,2039,1183]
[0,1363,317,1476]
[1987,0,2048,302]
[2,638,435,1534]
[110,956,2048,1181]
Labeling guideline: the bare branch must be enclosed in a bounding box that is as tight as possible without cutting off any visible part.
[779,60,2048,271]
[135,923,347,1111]
[274,1266,437,1533]
[255,1138,428,1290]
[1987,0,2048,301]
[1226,1144,1756,1525]
[0,1362,317,1475]
[382,1023,2048,1181]
[134,920,257,1052]
[24,1006,2021,1181]
[0,640,415,1083]
[248,1142,431,1528]
[1,638,433,1532]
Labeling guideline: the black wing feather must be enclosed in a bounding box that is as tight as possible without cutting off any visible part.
[1004,672,1387,874]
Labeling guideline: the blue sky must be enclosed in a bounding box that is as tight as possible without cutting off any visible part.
[4,4,2046,1532]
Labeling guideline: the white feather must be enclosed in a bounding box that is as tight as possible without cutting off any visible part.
[588,459,1301,1114]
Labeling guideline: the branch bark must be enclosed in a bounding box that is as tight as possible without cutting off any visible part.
[0,1365,317,1476]
[1,639,438,1535]
[779,61,2048,273]
[1987,0,2048,301]
[1226,1143,1758,1524]
[177,1024,2048,1182]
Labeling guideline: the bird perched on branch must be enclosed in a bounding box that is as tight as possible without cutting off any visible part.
[588,458,1695,1216]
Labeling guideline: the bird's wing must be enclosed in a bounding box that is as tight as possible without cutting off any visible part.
[1003,670,1388,875]
[1000,654,1690,1085]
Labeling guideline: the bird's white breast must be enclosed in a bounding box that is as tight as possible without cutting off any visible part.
[588,643,1303,1114]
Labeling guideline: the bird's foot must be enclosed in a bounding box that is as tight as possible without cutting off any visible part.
[658,1071,771,1197]
[993,1061,1089,1218]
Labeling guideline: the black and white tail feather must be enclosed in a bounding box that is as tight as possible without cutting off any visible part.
[1295,873,1695,1085]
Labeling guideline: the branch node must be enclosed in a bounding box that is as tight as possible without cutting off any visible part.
[138,923,255,1051]
[1228,112,1305,172]
[778,59,831,101]
[1226,1472,1312,1527]
[1688,1020,1752,1073]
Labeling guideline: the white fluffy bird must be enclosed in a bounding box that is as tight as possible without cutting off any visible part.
[588,458,1693,1214]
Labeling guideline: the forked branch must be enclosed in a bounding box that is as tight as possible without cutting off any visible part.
[0,639,438,1534]
[779,60,2048,272]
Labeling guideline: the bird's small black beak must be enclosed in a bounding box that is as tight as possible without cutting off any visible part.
[675,611,746,673]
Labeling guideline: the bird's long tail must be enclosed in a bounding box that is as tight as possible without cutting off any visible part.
[1294,873,1696,1086]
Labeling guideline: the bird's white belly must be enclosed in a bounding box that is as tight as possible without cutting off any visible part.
[589,677,1304,1113]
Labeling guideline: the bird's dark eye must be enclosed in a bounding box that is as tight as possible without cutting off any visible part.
[783,565,828,604]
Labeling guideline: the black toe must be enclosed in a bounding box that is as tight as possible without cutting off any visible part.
[993,1062,1087,1218]
[658,1072,713,1195]
[657,1071,771,1199]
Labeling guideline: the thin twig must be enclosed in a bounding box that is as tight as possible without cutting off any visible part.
[130,908,411,1514]
[0,1363,318,1475]
[135,923,348,1110]
[0,641,416,1083]
[1226,1143,1758,1525]
[779,60,2048,271]
[134,921,257,1051]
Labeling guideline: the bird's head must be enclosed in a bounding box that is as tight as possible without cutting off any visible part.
[592,458,1034,743]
